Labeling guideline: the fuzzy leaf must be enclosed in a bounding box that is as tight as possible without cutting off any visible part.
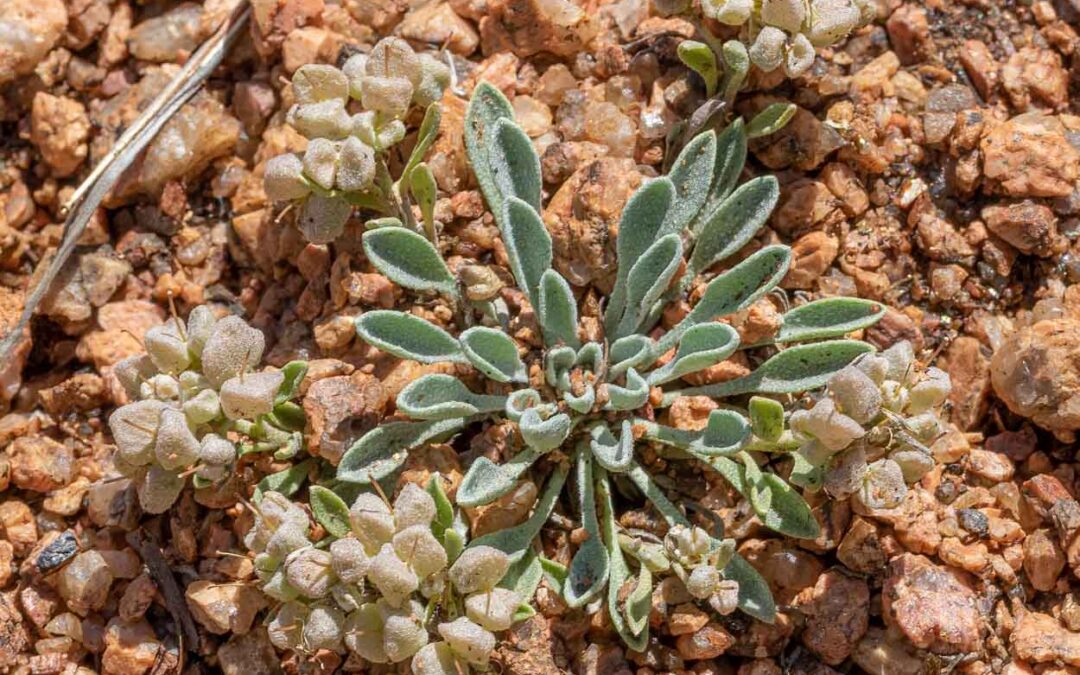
[501,548,544,614]
[605,178,675,333]
[638,409,750,457]
[563,385,595,415]
[663,131,717,236]
[502,197,553,308]
[540,556,569,593]
[646,323,739,385]
[337,418,463,483]
[748,396,784,442]
[678,41,719,98]
[397,374,506,419]
[309,485,351,538]
[670,340,875,399]
[625,565,653,636]
[690,119,748,236]
[608,335,656,380]
[538,269,581,349]
[486,117,542,213]
[599,475,649,651]
[660,245,791,352]
[615,233,683,339]
[427,473,455,536]
[253,459,314,503]
[409,163,438,240]
[605,369,649,412]
[590,420,634,472]
[362,228,455,295]
[470,464,569,560]
[464,82,515,216]
[356,311,466,363]
[722,553,776,623]
[626,463,687,526]
[746,102,796,139]
[720,41,750,104]
[504,389,543,422]
[771,298,886,344]
[688,176,780,276]
[460,327,527,383]
[741,452,819,539]
[401,103,441,184]
[274,360,308,405]
[565,452,609,608]
[519,408,572,452]
[456,447,545,507]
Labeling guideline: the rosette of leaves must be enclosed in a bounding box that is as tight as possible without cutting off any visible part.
[263,37,449,243]
[667,0,874,104]
[337,83,885,647]
[107,306,307,514]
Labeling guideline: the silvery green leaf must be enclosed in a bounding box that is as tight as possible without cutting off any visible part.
[309,485,351,539]
[604,178,675,333]
[576,342,604,372]
[659,245,791,352]
[678,41,719,98]
[537,269,581,349]
[365,216,403,229]
[397,374,506,420]
[253,458,314,503]
[722,553,776,623]
[401,103,442,185]
[409,163,438,240]
[624,564,652,637]
[459,327,527,383]
[500,547,543,610]
[662,130,717,236]
[770,298,886,344]
[464,82,515,217]
[544,346,575,391]
[563,384,595,415]
[626,463,687,526]
[362,228,455,295]
[275,360,309,405]
[720,40,750,104]
[605,369,649,412]
[564,452,608,608]
[427,473,455,535]
[637,409,750,456]
[590,420,634,473]
[688,176,780,276]
[356,311,466,364]
[505,389,543,422]
[540,556,568,594]
[740,451,820,539]
[669,340,875,399]
[502,197,553,308]
[614,233,683,339]
[748,396,784,442]
[519,408,572,452]
[487,117,542,213]
[470,464,569,560]
[456,446,545,507]
[746,102,796,139]
[689,119,748,237]
[789,452,823,492]
[598,475,648,651]
[608,335,656,380]
[646,323,739,385]
[337,418,463,484]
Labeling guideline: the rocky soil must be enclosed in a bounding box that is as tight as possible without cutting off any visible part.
[2,0,1080,673]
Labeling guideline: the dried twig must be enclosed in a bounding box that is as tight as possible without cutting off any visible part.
[126,529,202,653]
[0,3,251,363]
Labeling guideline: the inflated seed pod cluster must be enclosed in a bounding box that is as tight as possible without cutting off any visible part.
[107,307,300,513]
[662,526,739,612]
[790,341,951,510]
[699,0,874,77]
[249,485,520,671]
[263,37,449,243]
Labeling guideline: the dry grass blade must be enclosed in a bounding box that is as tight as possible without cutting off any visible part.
[0,3,251,363]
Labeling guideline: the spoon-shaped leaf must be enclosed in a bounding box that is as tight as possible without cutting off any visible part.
[400,103,442,184]
[769,297,886,344]
[486,117,542,213]
[564,451,609,608]
[397,374,506,420]
[502,197,553,308]
[662,130,717,236]
[337,418,463,483]
[469,463,569,560]
[748,396,785,442]
[746,102,796,139]
[615,233,683,339]
[605,369,649,412]
[678,41,719,98]
[253,458,314,503]
[459,327,527,383]
[356,311,466,364]
[519,408,572,452]
[646,323,739,385]
[563,384,595,415]
[362,227,455,294]
[599,474,649,651]
[688,176,779,276]
[608,335,656,380]
[689,118,747,237]
[537,269,581,349]
[464,82,515,216]
[456,446,546,507]
[590,420,634,473]
[309,485,351,538]
[637,409,750,457]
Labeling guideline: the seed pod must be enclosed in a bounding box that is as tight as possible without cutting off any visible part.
[827,366,881,424]
[144,319,190,374]
[664,525,712,563]
[345,604,387,663]
[183,388,220,426]
[330,537,369,584]
[298,194,351,244]
[114,354,157,401]
[708,579,740,615]
[285,548,336,599]
[264,153,311,202]
[907,367,951,414]
[438,617,495,668]
[350,111,377,146]
[264,524,311,564]
[394,483,437,531]
[219,370,284,420]
[141,374,180,401]
[268,602,309,651]
[303,604,346,652]
[414,54,450,107]
[302,137,338,191]
[259,491,311,533]
[806,0,862,46]
[749,26,787,72]
[154,408,199,471]
[858,458,907,510]
[686,564,720,599]
[879,380,909,412]
[201,316,266,388]
[411,642,460,675]
[380,599,428,662]
[342,53,368,100]
[349,493,395,553]
[789,397,865,451]
[137,464,184,514]
[110,400,167,465]
[392,525,447,578]
[367,543,419,606]
[366,37,423,89]
[785,33,815,77]
[823,444,867,498]
[855,353,889,384]
[464,588,521,631]
[336,137,375,192]
[760,0,806,32]
[889,445,934,483]
[881,341,915,384]
[376,120,407,150]
[360,76,414,120]
[292,64,349,105]
[701,0,752,24]
[185,305,217,356]
[198,434,235,466]
[288,100,352,140]
[448,546,510,595]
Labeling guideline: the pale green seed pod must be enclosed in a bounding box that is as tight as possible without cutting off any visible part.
[889,446,934,483]
[823,444,867,497]
[881,341,915,384]
[198,434,235,466]
[366,37,423,89]
[438,618,495,668]
[380,599,428,662]
[342,53,368,100]
[350,493,395,553]
[200,316,266,388]
[701,0,752,24]
[113,354,156,400]
[414,54,450,107]
[263,153,311,202]
[827,366,881,424]
[288,100,352,140]
[858,458,907,510]
[411,642,459,675]
[394,483,436,531]
[368,543,419,607]
[110,400,168,465]
[298,194,351,244]
[907,367,951,414]
[686,564,721,599]
[185,305,216,356]
[268,602,309,651]
[144,319,190,374]
[345,604,387,663]
[302,137,338,191]
[265,523,311,564]
[285,548,336,599]
[789,397,865,452]
[665,525,712,563]
[464,588,520,631]
[785,33,815,77]
[336,137,376,192]
[183,388,220,426]
[376,120,407,150]
[392,525,447,578]
[330,537,369,584]
[760,0,805,32]
[449,546,510,595]
[219,370,284,420]
[806,0,862,47]
[141,374,180,401]
[154,408,199,471]
[292,64,349,105]
[749,26,787,72]
[303,604,346,652]
[360,76,414,120]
